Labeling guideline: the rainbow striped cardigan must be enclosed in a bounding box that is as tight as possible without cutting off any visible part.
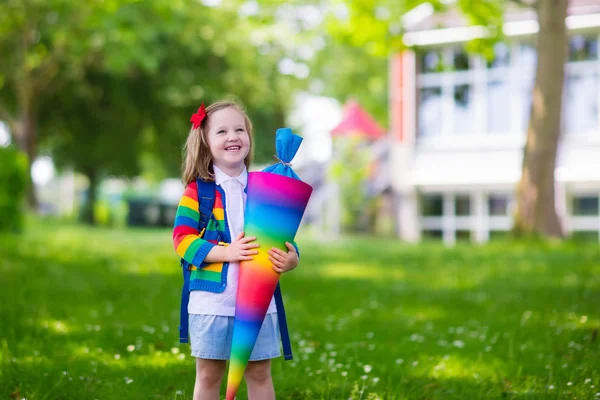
[173,180,231,292]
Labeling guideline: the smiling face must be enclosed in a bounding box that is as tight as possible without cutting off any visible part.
[206,106,251,177]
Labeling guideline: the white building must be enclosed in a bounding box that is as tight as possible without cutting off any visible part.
[389,0,600,244]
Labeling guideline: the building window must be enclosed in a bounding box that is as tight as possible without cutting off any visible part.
[569,35,598,62]
[487,42,511,69]
[456,230,471,241]
[520,42,537,69]
[455,195,471,216]
[571,231,599,241]
[565,73,598,134]
[489,195,511,216]
[418,87,443,136]
[420,194,443,217]
[489,230,510,240]
[422,229,443,239]
[420,49,445,73]
[454,84,475,135]
[452,47,470,71]
[572,195,599,216]
[487,80,511,133]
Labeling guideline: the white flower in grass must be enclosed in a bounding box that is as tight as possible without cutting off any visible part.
[124,377,133,384]
[178,354,185,360]
[368,344,375,351]
[372,377,380,384]
[330,351,337,357]
[548,385,555,390]
[567,382,572,386]
[341,371,348,377]
[171,347,180,355]
[316,369,322,374]
[410,334,424,343]
[395,359,404,365]
[412,361,418,367]
[175,390,183,395]
[127,345,135,352]
[485,346,492,352]
[367,332,374,339]
[114,354,121,360]
[363,365,372,373]
[452,340,465,348]
[361,375,368,380]
[585,378,592,384]
[144,325,156,334]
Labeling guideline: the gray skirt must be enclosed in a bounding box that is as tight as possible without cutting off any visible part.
[188,313,281,361]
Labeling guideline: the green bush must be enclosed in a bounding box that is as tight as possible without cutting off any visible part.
[0,145,28,232]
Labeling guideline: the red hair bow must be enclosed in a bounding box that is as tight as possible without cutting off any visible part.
[190,103,206,129]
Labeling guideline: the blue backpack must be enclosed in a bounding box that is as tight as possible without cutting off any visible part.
[178,178,293,360]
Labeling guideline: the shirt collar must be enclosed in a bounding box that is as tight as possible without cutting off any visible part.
[213,164,247,187]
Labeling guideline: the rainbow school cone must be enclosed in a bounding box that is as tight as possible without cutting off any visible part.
[225,129,312,400]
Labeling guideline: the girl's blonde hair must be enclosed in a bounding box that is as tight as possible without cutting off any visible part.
[181,101,254,185]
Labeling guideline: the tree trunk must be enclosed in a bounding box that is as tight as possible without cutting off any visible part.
[81,168,99,225]
[14,102,40,210]
[513,0,568,238]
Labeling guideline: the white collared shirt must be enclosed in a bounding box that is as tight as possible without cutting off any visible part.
[188,165,277,316]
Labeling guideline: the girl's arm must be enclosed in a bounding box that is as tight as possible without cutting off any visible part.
[172,181,216,267]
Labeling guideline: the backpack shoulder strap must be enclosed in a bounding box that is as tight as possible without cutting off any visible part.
[196,179,216,233]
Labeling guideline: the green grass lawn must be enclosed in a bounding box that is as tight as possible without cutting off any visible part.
[1,221,599,399]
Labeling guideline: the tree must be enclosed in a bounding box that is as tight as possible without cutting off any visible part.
[40,70,152,223]
[513,0,567,238]
[0,0,114,207]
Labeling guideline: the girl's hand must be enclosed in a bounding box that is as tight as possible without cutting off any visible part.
[268,242,299,274]
[226,232,259,262]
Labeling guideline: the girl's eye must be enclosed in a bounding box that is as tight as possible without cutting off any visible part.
[236,128,245,132]
[217,130,226,134]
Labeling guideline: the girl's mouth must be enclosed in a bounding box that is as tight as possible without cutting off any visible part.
[225,146,241,152]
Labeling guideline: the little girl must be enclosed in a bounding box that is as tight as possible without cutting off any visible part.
[172,100,299,400]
